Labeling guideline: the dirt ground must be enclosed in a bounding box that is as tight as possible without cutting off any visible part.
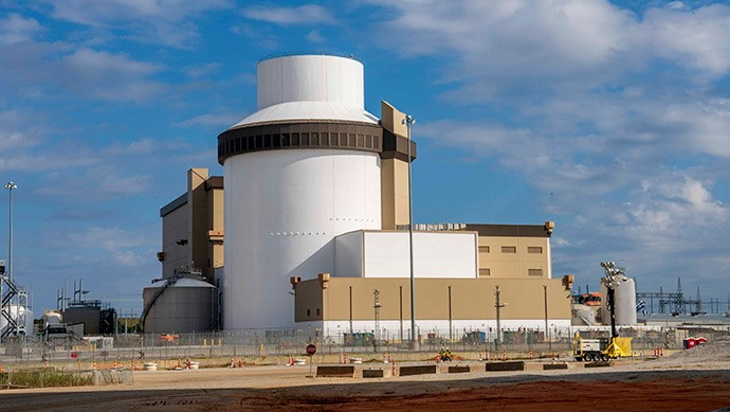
[2,355,730,411]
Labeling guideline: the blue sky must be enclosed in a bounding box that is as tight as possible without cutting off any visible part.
[1,0,729,315]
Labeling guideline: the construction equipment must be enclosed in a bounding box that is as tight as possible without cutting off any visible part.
[573,261,633,361]
[573,333,632,361]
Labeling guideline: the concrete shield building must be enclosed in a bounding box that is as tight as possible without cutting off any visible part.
[149,54,573,337]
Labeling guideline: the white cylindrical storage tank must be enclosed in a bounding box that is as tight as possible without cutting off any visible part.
[143,278,219,333]
[219,55,383,329]
[601,276,637,326]
[43,310,63,326]
[0,305,34,334]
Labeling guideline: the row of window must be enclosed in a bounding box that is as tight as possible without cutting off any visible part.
[478,246,543,254]
[219,132,381,157]
[478,268,544,277]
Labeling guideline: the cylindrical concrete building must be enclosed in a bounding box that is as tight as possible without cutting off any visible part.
[218,55,384,329]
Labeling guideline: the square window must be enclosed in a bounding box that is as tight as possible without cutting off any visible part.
[479,246,490,253]
[528,246,543,254]
[501,246,516,253]
[528,269,543,276]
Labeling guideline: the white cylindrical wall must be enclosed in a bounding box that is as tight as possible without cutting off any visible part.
[257,55,364,110]
[223,149,382,329]
[601,276,637,326]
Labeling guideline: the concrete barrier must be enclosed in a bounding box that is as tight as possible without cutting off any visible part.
[485,361,525,372]
[92,370,134,385]
[362,368,385,378]
[399,364,437,376]
[447,365,471,373]
[542,363,568,370]
[584,362,611,368]
[316,365,356,377]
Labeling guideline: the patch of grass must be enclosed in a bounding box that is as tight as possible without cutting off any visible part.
[0,369,94,389]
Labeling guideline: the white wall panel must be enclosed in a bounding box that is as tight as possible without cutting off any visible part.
[258,55,364,110]
[362,232,478,279]
[334,231,364,277]
[223,149,381,329]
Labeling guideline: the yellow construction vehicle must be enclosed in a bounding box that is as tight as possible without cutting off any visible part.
[574,261,633,362]
[573,333,632,362]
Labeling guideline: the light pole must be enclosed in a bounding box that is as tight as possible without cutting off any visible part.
[494,285,506,350]
[402,114,416,349]
[4,182,16,282]
[544,285,551,352]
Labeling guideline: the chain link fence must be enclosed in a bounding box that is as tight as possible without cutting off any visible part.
[2,325,728,367]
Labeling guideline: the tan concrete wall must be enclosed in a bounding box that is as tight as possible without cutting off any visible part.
[295,277,571,322]
[189,168,210,280]
[381,158,411,230]
[477,236,550,279]
[162,202,190,277]
[161,168,224,282]
[380,100,408,138]
[209,188,224,271]
[294,279,324,322]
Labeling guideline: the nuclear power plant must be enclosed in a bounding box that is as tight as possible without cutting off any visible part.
[144,54,575,336]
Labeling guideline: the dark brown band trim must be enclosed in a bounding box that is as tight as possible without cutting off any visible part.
[218,122,384,164]
[160,193,187,217]
[205,176,223,191]
[382,129,417,162]
[217,121,417,164]
[464,224,552,238]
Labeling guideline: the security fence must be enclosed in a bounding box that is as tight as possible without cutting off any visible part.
[1,325,728,367]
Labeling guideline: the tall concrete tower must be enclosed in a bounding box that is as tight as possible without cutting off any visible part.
[218,55,386,329]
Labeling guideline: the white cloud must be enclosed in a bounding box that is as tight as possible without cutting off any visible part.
[642,5,730,76]
[0,13,44,44]
[0,42,167,103]
[67,226,156,251]
[44,0,231,48]
[307,30,326,43]
[242,4,336,26]
[177,112,242,128]
[113,250,145,266]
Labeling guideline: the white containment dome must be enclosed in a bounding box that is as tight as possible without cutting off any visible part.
[601,275,637,326]
[218,55,384,329]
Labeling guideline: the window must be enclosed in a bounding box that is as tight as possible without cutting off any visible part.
[307,309,311,316]
[528,269,543,276]
[528,246,543,254]
[501,246,516,253]
[316,308,320,316]
[479,268,491,277]
[478,246,490,253]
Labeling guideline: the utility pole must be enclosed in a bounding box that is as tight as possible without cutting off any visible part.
[373,288,381,353]
[543,285,551,352]
[494,285,506,350]
[402,113,417,350]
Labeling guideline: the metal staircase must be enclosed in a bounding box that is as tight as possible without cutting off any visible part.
[1,274,28,338]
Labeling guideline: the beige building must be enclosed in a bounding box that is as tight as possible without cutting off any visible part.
[158,168,224,283]
[292,222,573,339]
[151,101,572,335]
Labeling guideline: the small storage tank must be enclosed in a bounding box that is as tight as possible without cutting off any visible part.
[43,310,63,326]
[600,275,637,326]
[143,277,219,333]
[0,305,34,334]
